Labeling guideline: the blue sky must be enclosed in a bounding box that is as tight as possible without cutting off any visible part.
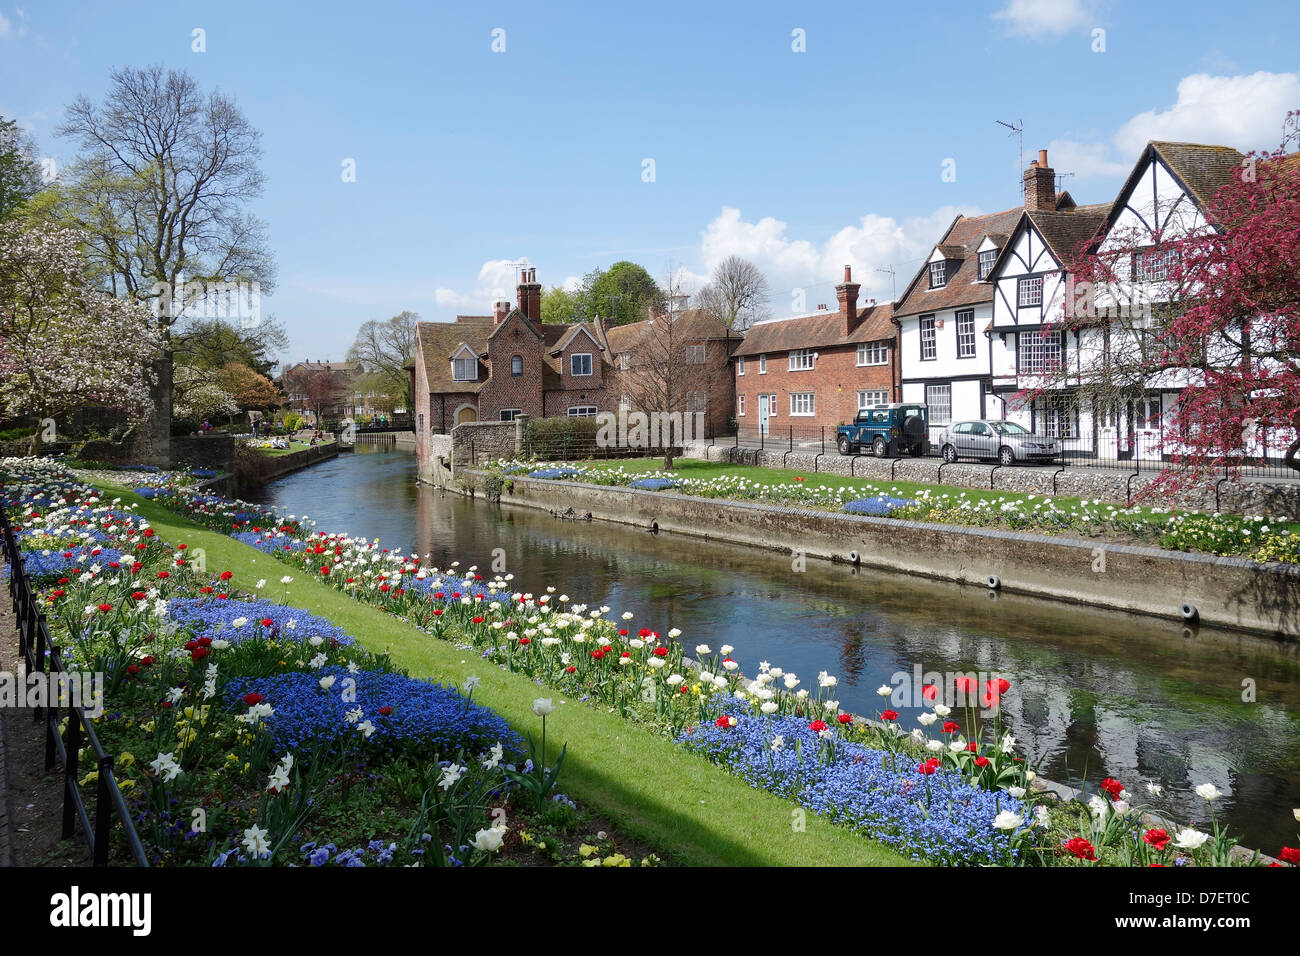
[2,0,1298,364]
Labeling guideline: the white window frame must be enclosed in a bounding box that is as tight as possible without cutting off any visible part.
[925,384,952,426]
[566,405,598,417]
[789,392,815,416]
[1018,276,1044,308]
[452,353,477,382]
[736,357,745,376]
[977,249,997,280]
[920,315,937,361]
[856,342,888,366]
[857,389,888,411]
[758,355,767,374]
[929,260,948,289]
[1033,395,1077,439]
[499,408,522,421]
[955,309,976,359]
[788,348,815,372]
[767,393,777,417]
[686,344,707,365]
[1018,330,1063,375]
[570,353,593,376]
[687,391,707,413]
[737,394,746,416]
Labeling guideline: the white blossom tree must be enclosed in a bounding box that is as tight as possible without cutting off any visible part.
[0,222,162,451]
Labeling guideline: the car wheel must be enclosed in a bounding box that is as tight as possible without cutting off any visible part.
[837,435,851,455]
[998,446,1015,466]
[873,436,887,458]
[942,444,958,463]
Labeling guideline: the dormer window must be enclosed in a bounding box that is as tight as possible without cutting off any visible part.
[570,353,593,376]
[978,249,997,280]
[929,260,948,289]
[452,347,477,382]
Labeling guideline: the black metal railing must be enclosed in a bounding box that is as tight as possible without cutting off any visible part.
[0,505,149,867]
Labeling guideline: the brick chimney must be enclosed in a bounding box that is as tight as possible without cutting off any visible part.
[1023,149,1056,212]
[517,267,542,328]
[492,299,510,324]
[835,264,861,336]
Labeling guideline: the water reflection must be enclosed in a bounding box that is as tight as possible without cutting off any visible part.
[242,445,1300,852]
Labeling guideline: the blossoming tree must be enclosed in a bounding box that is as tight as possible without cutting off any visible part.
[1039,115,1300,484]
[0,222,162,451]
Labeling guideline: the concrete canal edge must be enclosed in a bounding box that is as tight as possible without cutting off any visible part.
[455,470,1299,638]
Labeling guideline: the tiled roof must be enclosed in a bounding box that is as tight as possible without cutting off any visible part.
[1150,141,1246,211]
[731,302,894,357]
[415,317,493,394]
[894,206,1024,317]
[1026,202,1112,264]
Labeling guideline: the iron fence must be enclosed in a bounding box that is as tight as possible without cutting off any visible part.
[0,505,149,867]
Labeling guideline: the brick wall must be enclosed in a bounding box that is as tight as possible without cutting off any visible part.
[735,343,896,432]
[480,314,547,421]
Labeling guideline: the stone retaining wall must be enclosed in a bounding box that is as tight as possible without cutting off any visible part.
[683,441,1300,518]
[235,442,338,490]
[461,470,1300,637]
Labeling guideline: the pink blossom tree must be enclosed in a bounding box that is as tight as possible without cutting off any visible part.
[0,222,163,452]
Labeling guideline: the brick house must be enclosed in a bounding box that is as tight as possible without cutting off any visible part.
[411,269,741,472]
[731,267,897,436]
[280,359,363,423]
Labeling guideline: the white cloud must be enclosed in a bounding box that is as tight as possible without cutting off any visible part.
[0,12,11,36]
[695,204,978,311]
[1044,139,1130,180]
[433,287,471,308]
[1113,71,1300,156]
[992,0,1093,38]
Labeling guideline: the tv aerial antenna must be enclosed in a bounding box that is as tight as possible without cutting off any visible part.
[876,265,896,302]
[996,119,1024,196]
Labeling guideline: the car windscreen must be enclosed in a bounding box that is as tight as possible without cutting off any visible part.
[990,421,1029,435]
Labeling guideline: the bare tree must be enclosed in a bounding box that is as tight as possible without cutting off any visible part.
[283,365,351,428]
[346,311,419,408]
[57,65,275,460]
[619,271,717,471]
[695,255,770,331]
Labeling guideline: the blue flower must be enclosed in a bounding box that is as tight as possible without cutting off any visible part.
[844,496,913,516]
[224,668,522,759]
[629,477,676,491]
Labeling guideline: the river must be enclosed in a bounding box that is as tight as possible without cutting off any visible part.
[242,444,1300,853]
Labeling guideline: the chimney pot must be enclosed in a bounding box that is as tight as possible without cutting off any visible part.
[1038,148,1048,167]
[1023,148,1056,212]
[843,264,852,282]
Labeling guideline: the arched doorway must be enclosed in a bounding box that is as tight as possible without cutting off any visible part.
[454,404,478,425]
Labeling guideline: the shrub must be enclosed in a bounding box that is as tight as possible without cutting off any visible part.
[523,416,600,458]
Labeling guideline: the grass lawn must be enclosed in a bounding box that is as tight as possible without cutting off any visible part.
[251,438,335,457]
[558,457,1156,514]
[89,478,917,867]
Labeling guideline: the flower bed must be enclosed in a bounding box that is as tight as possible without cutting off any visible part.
[496,460,1299,563]
[118,465,1300,867]
[1,458,658,868]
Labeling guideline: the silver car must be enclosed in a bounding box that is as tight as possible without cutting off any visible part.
[939,420,1060,466]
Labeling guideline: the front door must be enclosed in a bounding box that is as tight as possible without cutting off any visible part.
[758,394,770,435]
[455,405,478,425]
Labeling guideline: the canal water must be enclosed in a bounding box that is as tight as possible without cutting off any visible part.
[243,445,1300,852]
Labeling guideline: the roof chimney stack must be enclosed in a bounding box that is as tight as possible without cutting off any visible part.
[517,266,542,329]
[493,299,510,324]
[835,264,861,336]
[1024,149,1056,212]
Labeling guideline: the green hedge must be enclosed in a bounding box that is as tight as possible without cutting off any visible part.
[523,415,601,457]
